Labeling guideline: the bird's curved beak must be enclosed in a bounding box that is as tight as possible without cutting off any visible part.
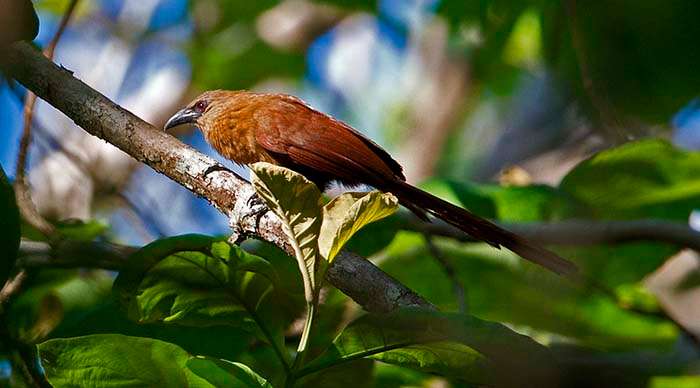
[164,108,200,130]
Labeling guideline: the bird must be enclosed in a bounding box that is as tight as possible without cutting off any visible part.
[164,90,578,277]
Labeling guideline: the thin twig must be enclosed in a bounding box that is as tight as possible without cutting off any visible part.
[14,0,80,239]
[16,240,133,271]
[423,234,467,313]
[0,271,29,310]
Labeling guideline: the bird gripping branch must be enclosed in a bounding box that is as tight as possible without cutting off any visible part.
[165,90,578,277]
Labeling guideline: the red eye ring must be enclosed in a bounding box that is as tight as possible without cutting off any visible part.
[194,100,208,113]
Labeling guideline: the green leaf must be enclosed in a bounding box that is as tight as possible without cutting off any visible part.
[302,309,558,387]
[373,362,432,388]
[319,191,398,263]
[0,165,20,286]
[649,375,700,388]
[55,219,108,241]
[38,335,212,387]
[250,162,323,303]
[560,139,700,221]
[187,357,273,388]
[113,234,289,367]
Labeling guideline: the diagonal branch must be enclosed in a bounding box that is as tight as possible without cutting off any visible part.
[1,41,431,313]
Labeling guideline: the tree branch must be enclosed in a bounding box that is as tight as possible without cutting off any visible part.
[2,41,431,313]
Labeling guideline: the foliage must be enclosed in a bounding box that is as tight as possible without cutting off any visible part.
[3,1,700,387]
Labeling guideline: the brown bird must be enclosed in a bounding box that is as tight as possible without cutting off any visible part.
[165,90,577,277]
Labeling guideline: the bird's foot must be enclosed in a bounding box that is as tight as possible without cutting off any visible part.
[203,163,229,178]
[229,191,270,244]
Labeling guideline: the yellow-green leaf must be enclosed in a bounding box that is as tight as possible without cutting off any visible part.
[250,162,322,303]
[319,191,398,263]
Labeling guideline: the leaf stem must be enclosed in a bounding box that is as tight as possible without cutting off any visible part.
[285,299,317,387]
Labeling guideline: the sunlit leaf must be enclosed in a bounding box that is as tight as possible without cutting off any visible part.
[39,335,212,387]
[187,356,273,388]
[319,191,398,263]
[373,362,432,388]
[302,308,558,386]
[55,219,108,241]
[250,162,322,304]
[0,165,20,285]
[649,375,700,388]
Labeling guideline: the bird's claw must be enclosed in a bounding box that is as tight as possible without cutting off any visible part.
[243,194,269,226]
[230,192,270,243]
[246,193,266,209]
[203,163,229,178]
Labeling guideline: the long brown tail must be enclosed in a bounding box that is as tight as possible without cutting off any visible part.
[388,180,578,277]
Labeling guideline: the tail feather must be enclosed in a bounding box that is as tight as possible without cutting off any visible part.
[389,180,578,277]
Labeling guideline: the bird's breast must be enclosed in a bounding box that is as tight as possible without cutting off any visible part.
[203,117,275,166]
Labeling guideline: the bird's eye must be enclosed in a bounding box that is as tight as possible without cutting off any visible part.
[193,100,208,113]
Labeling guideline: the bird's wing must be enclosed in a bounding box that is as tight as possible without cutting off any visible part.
[253,95,405,185]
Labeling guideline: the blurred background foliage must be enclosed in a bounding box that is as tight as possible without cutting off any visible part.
[2,0,700,387]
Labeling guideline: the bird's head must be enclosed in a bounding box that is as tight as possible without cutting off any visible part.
[164,90,240,134]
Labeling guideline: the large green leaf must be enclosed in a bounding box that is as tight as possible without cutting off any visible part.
[560,139,700,221]
[301,308,558,387]
[38,335,212,387]
[250,162,323,303]
[319,191,398,263]
[187,356,273,388]
[113,234,289,367]
[0,165,20,285]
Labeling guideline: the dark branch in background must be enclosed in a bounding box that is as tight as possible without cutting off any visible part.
[403,216,700,253]
[2,41,432,313]
[17,240,133,270]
